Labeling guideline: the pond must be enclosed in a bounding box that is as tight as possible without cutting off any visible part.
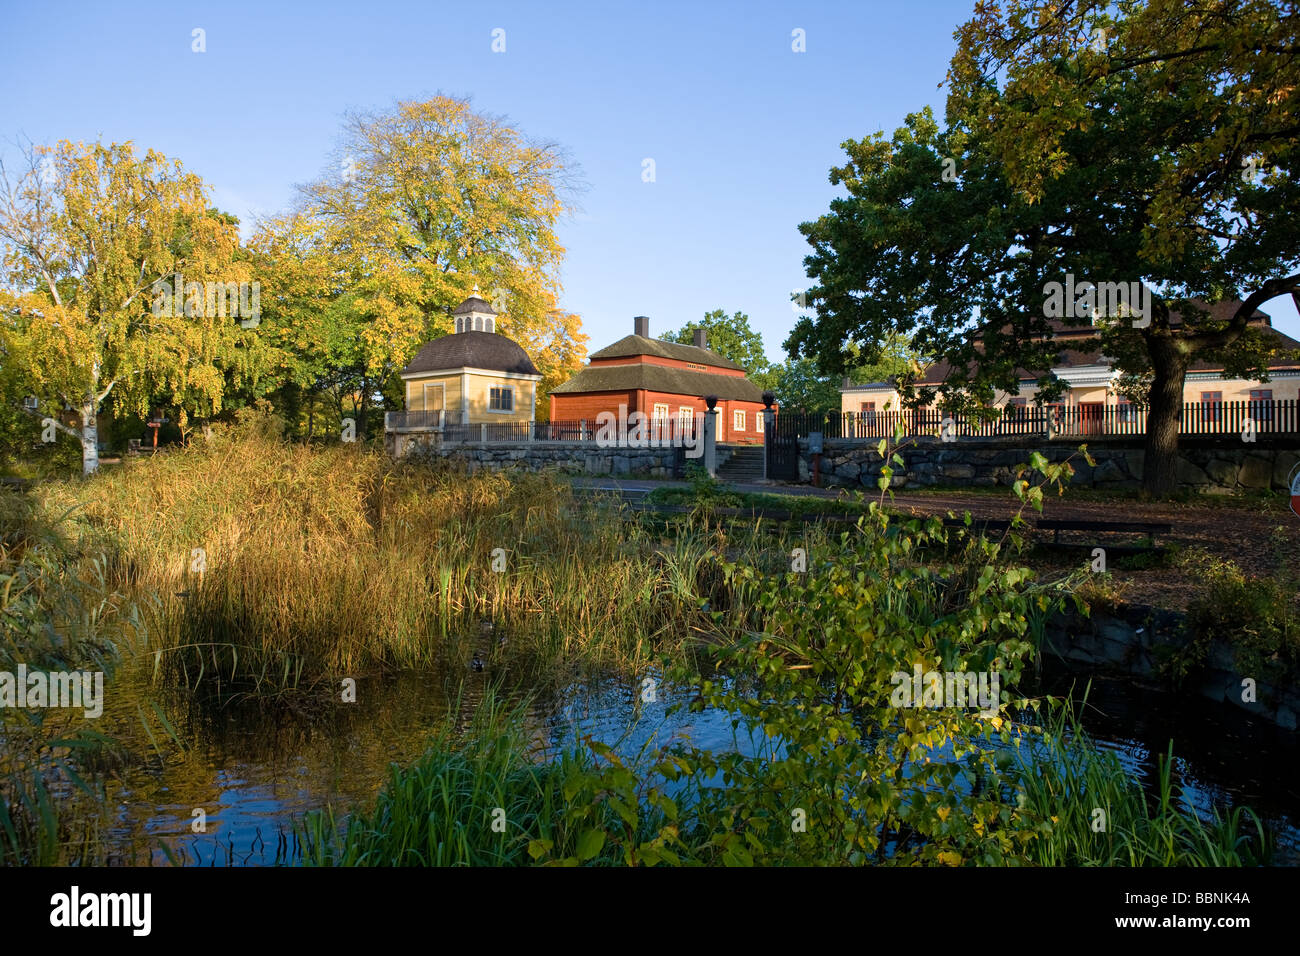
[83,656,1300,866]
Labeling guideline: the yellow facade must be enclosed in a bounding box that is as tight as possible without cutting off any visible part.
[404,370,536,424]
[843,374,1300,415]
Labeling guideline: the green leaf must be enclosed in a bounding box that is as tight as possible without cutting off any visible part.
[576,828,606,862]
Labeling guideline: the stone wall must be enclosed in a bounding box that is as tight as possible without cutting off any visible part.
[395,433,685,477]
[801,436,1300,494]
[1044,602,1299,730]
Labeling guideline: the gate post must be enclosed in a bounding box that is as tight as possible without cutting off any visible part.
[761,391,776,482]
[703,401,719,478]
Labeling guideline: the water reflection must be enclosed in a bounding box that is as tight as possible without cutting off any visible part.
[81,659,1300,866]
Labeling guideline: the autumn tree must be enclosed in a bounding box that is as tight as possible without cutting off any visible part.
[0,140,260,474]
[517,297,588,422]
[261,97,585,437]
[788,0,1300,495]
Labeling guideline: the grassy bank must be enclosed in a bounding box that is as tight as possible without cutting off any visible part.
[0,414,1277,867]
[27,409,786,696]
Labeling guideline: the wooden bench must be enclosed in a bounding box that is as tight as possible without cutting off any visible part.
[941,516,1014,534]
[1035,518,1173,547]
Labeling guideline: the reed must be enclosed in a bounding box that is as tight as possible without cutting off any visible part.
[297,690,628,866]
[27,410,771,695]
[1012,703,1272,866]
[0,490,131,866]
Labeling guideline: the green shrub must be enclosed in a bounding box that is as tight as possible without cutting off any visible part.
[1181,550,1299,684]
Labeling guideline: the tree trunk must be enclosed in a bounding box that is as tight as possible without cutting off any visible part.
[358,378,371,440]
[80,396,99,476]
[1142,349,1190,497]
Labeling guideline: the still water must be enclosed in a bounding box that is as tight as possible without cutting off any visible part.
[86,659,1299,866]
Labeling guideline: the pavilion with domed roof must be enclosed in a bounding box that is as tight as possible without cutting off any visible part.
[387,293,542,443]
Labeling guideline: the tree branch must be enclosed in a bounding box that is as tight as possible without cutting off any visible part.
[15,403,80,439]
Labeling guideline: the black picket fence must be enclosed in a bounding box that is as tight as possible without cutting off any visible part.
[386,412,700,445]
[772,400,1300,441]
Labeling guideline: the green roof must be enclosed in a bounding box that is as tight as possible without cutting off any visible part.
[550,363,764,402]
[588,335,746,372]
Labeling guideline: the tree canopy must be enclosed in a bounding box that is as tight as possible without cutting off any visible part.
[667,308,770,375]
[251,97,587,437]
[788,0,1300,494]
[0,140,260,472]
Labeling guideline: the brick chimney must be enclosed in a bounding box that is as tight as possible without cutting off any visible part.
[693,328,707,349]
[634,315,649,337]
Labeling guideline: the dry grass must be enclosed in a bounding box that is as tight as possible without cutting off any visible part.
[28,409,765,695]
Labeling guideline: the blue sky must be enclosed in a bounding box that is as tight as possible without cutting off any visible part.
[2,0,1295,363]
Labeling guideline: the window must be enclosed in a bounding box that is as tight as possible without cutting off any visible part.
[489,386,514,412]
[859,401,875,413]
[733,409,745,431]
[1006,397,1027,419]
[678,406,693,433]
[1250,389,1273,421]
[652,403,670,440]
[1116,397,1137,423]
[755,411,764,433]
[1200,391,1222,422]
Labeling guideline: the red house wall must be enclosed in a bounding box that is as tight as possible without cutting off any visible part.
[550,390,768,444]
[551,349,771,445]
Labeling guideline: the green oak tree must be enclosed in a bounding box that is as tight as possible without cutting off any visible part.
[667,309,770,376]
[788,0,1300,495]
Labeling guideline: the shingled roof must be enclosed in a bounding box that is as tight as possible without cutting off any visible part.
[402,330,540,376]
[452,296,498,316]
[550,362,763,402]
[588,334,747,372]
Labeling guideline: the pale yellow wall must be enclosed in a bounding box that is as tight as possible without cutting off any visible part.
[405,374,461,411]
[841,387,901,415]
[1181,377,1299,403]
[1002,376,1299,407]
[405,371,536,423]
[465,372,535,423]
[847,373,1299,417]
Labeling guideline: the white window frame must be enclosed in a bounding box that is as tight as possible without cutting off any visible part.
[755,411,763,433]
[733,409,745,431]
[489,385,514,413]
[677,406,693,433]
[652,403,671,442]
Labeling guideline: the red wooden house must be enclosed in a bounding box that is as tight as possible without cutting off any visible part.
[549,316,770,444]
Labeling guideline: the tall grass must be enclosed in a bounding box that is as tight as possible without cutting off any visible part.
[0,489,135,865]
[298,691,640,866]
[1013,704,1272,866]
[30,409,771,695]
